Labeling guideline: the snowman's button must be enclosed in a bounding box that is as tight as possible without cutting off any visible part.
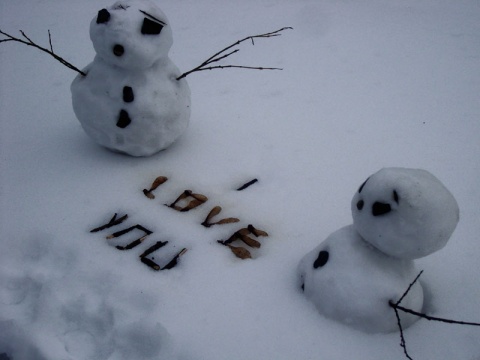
[123,87,134,103]
[96,9,111,24]
[313,250,329,269]
[117,110,131,128]
[113,44,125,57]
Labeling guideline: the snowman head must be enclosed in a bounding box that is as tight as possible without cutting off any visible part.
[90,0,173,70]
[351,168,459,259]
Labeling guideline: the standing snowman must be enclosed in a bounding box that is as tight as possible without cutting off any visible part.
[2,0,289,156]
[298,167,459,333]
[71,0,190,157]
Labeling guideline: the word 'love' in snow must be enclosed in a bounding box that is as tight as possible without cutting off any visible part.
[89,176,268,270]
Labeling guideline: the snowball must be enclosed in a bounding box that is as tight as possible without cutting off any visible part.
[298,225,423,333]
[351,167,459,259]
[90,0,173,70]
[71,57,190,156]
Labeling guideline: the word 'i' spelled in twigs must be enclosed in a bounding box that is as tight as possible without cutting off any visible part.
[389,271,480,360]
[237,178,258,191]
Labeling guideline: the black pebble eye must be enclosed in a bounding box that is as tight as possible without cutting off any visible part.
[372,202,391,216]
[393,190,399,204]
[113,44,125,57]
[141,17,163,35]
[356,200,364,210]
[313,250,329,269]
[97,9,110,24]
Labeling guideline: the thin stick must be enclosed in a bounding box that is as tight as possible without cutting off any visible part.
[393,303,480,327]
[392,305,413,360]
[0,29,86,76]
[237,178,258,191]
[389,270,480,360]
[176,27,292,80]
[90,213,128,233]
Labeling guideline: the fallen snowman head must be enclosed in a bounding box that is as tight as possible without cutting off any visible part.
[71,0,191,157]
[298,167,459,333]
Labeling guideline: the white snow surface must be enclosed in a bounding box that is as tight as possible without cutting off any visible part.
[1,1,480,359]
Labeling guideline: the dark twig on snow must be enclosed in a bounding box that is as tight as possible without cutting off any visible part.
[90,213,129,233]
[237,178,258,191]
[0,29,86,76]
[176,27,293,80]
[389,270,480,360]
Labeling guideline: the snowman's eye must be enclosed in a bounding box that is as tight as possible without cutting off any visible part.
[313,250,329,269]
[356,200,364,210]
[141,17,164,35]
[96,9,111,24]
[393,190,399,204]
[372,202,391,216]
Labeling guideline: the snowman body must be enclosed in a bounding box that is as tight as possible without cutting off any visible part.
[298,225,423,333]
[298,168,459,333]
[71,0,190,157]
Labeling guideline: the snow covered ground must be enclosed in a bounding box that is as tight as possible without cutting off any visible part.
[1,0,480,359]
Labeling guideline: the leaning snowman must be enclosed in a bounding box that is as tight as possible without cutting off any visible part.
[298,167,459,333]
[71,0,190,157]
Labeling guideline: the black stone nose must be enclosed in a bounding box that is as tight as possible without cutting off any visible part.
[113,44,124,57]
[372,202,392,216]
[313,250,329,269]
[97,9,110,24]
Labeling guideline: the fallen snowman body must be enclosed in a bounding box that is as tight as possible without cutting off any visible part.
[71,0,190,156]
[298,168,459,333]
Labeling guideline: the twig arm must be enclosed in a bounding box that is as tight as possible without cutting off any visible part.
[0,29,86,76]
[176,26,292,80]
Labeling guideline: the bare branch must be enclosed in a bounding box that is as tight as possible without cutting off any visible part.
[48,29,53,52]
[389,270,480,360]
[0,29,86,76]
[176,26,293,80]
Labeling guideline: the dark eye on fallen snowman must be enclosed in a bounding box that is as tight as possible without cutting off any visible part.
[393,190,399,204]
[141,17,164,35]
[313,250,329,269]
[356,199,364,210]
[96,9,111,24]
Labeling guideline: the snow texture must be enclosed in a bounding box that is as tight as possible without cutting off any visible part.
[1,0,480,359]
